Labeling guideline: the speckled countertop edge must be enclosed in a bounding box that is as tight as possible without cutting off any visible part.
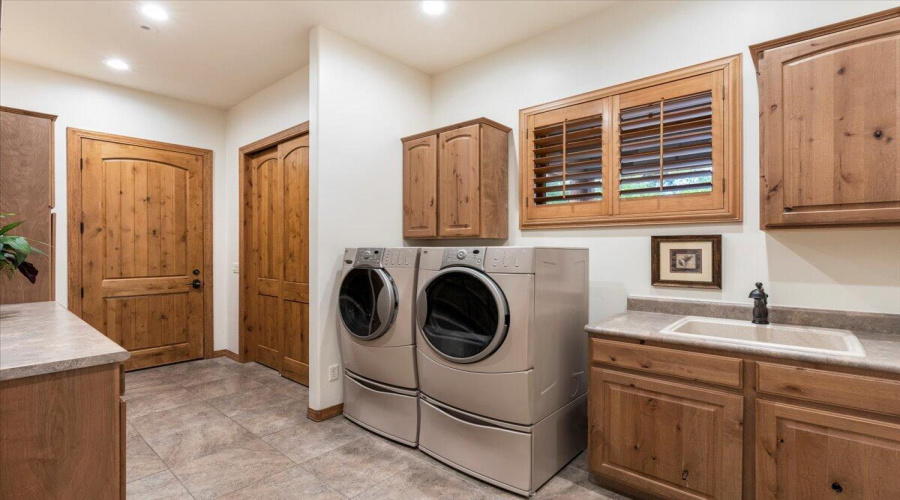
[1,302,130,381]
[586,310,900,375]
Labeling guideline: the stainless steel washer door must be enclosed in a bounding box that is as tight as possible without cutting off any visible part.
[417,267,510,364]
[339,268,398,340]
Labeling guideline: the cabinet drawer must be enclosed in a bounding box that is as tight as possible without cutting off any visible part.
[757,362,900,417]
[590,338,742,388]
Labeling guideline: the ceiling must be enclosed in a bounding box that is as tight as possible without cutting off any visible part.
[0,1,615,109]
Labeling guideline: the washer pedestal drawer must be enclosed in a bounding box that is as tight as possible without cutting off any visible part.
[341,337,417,389]
[343,371,419,446]
[418,394,586,496]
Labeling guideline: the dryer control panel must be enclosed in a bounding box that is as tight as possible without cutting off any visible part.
[484,248,534,273]
[439,247,487,270]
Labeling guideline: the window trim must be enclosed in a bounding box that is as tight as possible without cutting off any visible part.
[518,54,742,229]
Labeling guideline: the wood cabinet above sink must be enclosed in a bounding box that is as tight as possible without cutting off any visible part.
[751,8,900,228]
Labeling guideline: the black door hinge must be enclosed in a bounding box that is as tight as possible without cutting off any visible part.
[80,222,84,234]
[80,158,84,170]
[80,288,84,298]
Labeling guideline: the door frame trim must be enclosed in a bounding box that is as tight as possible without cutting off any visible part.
[238,122,310,363]
[66,127,215,360]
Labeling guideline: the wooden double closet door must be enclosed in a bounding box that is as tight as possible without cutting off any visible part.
[69,129,212,370]
[243,129,310,386]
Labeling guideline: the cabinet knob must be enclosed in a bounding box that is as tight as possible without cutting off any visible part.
[831,482,843,493]
[874,130,883,139]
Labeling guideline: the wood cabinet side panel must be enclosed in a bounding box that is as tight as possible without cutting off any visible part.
[0,364,121,499]
[479,124,509,239]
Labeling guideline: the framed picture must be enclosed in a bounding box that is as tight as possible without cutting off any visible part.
[651,235,721,289]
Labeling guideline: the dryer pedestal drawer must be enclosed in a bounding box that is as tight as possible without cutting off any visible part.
[417,349,535,425]
[343,371,419,446]
[419,395,586,496]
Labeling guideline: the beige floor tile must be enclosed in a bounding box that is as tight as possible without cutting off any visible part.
[257,375,310,402]
[126,470,193,500]
[231,399,311,437]
[184,374,265,401]
[212,356,242,368]
[177,364,243,386]
[552,466,629,499]
[224,361,280,380]
[207,386,286,417]
[570,450,589,471]
[300,436,419,498]
[262,417,367,463]
[219,465,346,500]
[131,401,227,440]
[144,416,267,467]
[125,422,168,483]
[356,461,494,500]
[169,440,294,500]
[127,386,198,420]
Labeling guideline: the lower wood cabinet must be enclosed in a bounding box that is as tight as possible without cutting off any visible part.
[588,337,900,500]
[756,401,900,499]
[589,368,743,499]
[0,362,125,499]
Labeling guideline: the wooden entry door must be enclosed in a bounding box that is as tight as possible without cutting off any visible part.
[69,129,212,370]
[242,127,310,386]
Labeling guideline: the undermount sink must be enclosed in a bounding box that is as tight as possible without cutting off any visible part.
[661,316,866,358]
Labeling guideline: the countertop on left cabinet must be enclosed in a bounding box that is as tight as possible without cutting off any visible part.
[1,301,131,500]
[0,301,130,380]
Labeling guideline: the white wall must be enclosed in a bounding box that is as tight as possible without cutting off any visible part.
[430,0,900,320]
[0,60,229,326]
[308,27,430,409]
[221,67,310,352]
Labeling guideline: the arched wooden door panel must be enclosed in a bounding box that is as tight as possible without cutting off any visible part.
[72,132,211,370]
[243,129,309,386]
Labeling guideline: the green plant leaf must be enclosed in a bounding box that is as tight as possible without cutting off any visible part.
[0,221,24,236]
[0,236,32,266]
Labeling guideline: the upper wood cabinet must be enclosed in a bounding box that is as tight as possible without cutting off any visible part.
[519,55,742,229]
[0,106,56,304]
[402,118,510,239]
[752,8,900,228]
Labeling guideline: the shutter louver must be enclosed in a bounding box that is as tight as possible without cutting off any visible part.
[532,114,603,205]
[619,91,714,199]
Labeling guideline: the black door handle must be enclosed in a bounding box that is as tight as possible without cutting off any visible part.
[187,279,202,289]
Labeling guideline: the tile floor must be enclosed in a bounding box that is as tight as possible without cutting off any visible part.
[125,357,629,499]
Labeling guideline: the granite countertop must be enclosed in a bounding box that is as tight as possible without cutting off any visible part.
[586,310,900,375]
[0,302,130,381]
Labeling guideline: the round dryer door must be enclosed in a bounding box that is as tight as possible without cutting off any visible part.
[417,267,510,364]
[339,268,398,340]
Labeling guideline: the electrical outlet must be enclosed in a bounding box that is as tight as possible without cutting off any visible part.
[232,262,239,274]
[329,365,339,381]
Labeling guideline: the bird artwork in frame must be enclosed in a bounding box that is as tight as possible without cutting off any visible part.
[651,235,721,289]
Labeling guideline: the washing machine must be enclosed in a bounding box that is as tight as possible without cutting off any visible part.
[415,247,588,496]
[338,247,420,446]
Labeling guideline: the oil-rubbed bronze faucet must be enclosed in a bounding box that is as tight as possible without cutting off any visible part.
[749,282,769,325]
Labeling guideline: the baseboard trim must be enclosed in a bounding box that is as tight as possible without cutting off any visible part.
[212,349,242,362]
[307,403,344,422]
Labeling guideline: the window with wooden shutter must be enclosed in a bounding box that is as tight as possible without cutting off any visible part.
[519,55,741,229]
[525,99,610,221]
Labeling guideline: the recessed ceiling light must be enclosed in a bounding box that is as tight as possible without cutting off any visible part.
[421,1,447,16]
[140,4,169,21]
[105,58,130,71]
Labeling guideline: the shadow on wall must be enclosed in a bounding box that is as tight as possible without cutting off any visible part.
[764,227,900,312]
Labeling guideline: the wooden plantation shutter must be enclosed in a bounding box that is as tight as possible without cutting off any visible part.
[614,72,725,216]
[525,98,611,221]
[518,55,741,229]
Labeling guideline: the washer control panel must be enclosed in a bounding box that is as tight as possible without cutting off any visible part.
[441,247,486,270]
[354,247,384,268]
[382,247,419,269]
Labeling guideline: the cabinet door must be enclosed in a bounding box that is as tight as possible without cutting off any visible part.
[402,135,438,238]
[756,400,900,499]
[760,17,900,227]
[438,124,481,237]
[589,368,743,500]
